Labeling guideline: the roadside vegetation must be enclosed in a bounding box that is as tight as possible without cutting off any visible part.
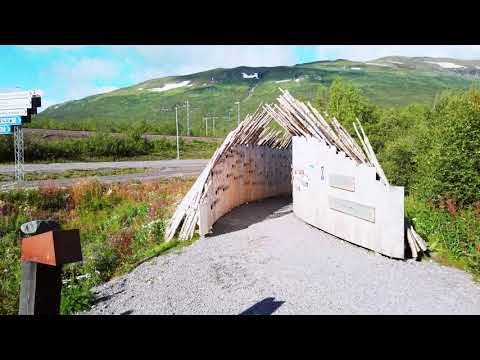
[0,178,195,315]
[326,78,480,279]
[0,131,219,164]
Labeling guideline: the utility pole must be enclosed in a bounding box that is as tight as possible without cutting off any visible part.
[185,100,190,136]
[175,106,180,159]
[235,101,240,126]
[204,116,218,137]
[204,117,208,136]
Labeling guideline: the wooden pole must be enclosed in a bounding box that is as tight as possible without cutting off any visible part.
[18,220,82,315]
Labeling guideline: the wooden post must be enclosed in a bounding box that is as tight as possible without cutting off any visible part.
[19,262,63,315]
[18,220,82,315]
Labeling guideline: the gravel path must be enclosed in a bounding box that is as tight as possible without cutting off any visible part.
[84,197,480,315]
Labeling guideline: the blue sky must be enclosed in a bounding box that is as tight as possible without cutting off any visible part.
[2,45,480,110]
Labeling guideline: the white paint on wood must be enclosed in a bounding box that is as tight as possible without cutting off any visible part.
[292,136,404,259]
[329,173,355,192]
[328,196,375,223]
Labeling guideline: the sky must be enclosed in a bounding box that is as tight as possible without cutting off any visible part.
[2,45,480,110]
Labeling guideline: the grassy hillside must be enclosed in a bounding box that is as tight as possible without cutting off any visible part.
[34,57,480,136]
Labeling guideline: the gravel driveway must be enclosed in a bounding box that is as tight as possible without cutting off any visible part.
[84,197,480,315]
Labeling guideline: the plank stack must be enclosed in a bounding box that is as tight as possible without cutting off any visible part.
[406,222,428,259]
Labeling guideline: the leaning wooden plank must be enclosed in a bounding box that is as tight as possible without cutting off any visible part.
[406,227,418,258]
[411,227,428,252]
[356,118,389,185]
[408,227,422,254]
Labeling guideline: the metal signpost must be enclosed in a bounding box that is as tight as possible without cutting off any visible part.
[0,90,41,185]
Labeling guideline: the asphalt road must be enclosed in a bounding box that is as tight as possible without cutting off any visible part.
[0,159,209,189]
[85,197,480,315]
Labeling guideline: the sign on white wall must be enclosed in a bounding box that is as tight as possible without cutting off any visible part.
[292,136,405,259]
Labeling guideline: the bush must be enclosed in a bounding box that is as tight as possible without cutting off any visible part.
[406,196,480,277]
[414,88,480,207]
[326,77,379,133]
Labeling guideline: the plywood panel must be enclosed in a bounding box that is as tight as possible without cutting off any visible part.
[328,196,375,223]
[199,144,292,236]
[329,174,355,192]
[292,136,404,259]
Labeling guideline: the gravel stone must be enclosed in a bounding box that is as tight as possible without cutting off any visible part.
[83,197,480,315]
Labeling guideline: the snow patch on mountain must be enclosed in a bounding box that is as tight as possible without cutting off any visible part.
[242,72,259,79]
[149,81,191,92]
[425,61,466,69]
[365,62,392,68]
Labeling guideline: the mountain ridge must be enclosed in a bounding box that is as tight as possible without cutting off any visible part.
[36,56,480,136]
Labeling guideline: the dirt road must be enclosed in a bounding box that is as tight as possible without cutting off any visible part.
[85,197,480,315]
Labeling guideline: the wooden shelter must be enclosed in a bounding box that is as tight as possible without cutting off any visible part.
[165,89,426,259]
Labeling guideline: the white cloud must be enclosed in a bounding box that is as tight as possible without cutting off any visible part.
[314,45,480,62]
[45,57,120,102]
[113,45,297,83]
[54,57,119,81]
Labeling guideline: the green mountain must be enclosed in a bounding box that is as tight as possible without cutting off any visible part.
[36,56,480,137]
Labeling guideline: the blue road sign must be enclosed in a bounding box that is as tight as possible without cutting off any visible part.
[0,125,13,134]
[0,116,22,126]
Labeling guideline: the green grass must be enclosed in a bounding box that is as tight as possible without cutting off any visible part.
[0,178,195,315]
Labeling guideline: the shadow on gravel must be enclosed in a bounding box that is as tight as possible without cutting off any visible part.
[93,289,125,305]
[240,297,285,315]
[119,310,134,315]
[210,196,292,236]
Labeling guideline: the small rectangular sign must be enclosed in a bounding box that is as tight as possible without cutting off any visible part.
[0,125,13,134]
[329,174,355,192]
[0,116,22,126]
[328,196,375,223]
[0,109,27,117]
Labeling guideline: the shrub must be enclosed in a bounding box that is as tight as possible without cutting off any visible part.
[406,196,480,277]
[414,88,480,207]
[326,77,379,133]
